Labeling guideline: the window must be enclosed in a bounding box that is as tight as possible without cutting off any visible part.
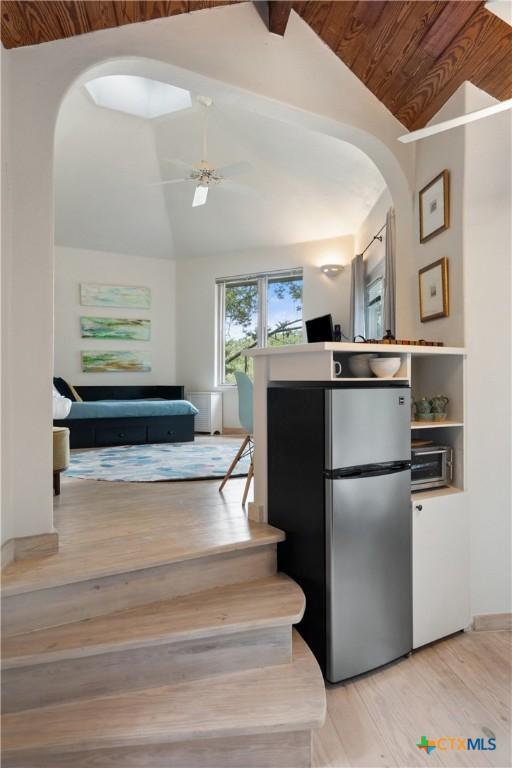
[366,276,383,340]
[217,269,303,385]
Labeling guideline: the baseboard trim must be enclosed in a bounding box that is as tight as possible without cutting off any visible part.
[473,612,512,631]
[1,531,59,568]
[222,427,246,435]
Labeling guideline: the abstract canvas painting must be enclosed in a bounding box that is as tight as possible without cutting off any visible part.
[81,351,151,373]
[80,283,151,309]
[80,317,151,341]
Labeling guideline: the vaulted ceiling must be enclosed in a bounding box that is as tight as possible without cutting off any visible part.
[54,82,386,259]
[288,1,512,130]
[2,1,511,129]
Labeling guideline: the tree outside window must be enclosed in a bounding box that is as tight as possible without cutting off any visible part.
[218,270,303,384]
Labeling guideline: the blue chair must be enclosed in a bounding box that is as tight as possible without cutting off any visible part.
[219,372,254,506]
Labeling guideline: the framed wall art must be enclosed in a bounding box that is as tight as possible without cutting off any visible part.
[80,316,151,341]
[81,351,151,373]
[419,170,450,243]
[418,257,449,322]
[80,283,151,309]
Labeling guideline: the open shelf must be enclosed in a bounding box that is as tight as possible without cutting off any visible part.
[411,420,463,429]
[411,486,464,502]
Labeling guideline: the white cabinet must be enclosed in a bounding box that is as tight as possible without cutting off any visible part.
[188,392,223,435]
[412,491,470,648]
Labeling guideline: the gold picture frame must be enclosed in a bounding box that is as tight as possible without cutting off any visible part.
[419,257,449,322]
[419,170,450,243]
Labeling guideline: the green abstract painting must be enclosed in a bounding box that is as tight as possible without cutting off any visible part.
[81,317,151,341]
[81,351,151,373]
[80,283,151,309]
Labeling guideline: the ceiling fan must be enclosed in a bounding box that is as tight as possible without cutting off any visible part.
[151,95,251,207]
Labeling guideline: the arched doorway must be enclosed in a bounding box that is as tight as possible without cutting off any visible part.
[3,10,414,542]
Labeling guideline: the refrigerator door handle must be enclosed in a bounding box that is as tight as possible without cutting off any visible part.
[325,461,411,480]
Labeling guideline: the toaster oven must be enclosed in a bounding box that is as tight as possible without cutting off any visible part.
[411,444,453,491]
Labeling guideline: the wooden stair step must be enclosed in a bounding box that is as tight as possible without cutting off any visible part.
[3,731,313,768]
[2,632,326,765]
[3,575,304,668]
[2,521,284,637]
[2,576,305,712]
[1,520,284,597]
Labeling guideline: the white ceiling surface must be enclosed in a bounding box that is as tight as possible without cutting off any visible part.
[54,84,387,260]
[485,1,512,25]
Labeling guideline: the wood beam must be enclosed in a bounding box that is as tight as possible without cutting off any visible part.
[268,1,292,36]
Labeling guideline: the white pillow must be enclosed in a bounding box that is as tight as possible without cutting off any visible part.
[53,385,72,419]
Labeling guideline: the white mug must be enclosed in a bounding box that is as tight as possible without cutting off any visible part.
[334,361,343,377]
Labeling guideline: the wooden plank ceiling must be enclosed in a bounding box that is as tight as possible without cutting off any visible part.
[0,1,241,49]
[290,1,512,129]
[2,1,511,130]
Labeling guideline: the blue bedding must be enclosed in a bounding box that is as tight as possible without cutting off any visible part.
[67,399,198,420]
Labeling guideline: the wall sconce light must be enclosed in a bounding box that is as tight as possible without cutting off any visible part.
[320,264,344,277]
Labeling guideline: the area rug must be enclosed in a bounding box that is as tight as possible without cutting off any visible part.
[64,437,250,482]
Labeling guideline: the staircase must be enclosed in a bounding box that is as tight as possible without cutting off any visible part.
[1,512,325,767]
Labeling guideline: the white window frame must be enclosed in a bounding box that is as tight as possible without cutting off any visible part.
[216,268,303,386]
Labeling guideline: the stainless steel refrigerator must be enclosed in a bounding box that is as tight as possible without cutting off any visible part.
[268,383,412,683]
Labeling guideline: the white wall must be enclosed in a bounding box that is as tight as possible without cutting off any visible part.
[54,247,176,386]
[356,89,467,348]
[412,88,466,346]
[1,41,55,544]
[462,85,511,617]
[176,236,353,427]
[414,83,511,617]
[355,188,393,279]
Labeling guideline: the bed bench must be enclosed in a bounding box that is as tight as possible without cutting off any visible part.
[53,385,196,449]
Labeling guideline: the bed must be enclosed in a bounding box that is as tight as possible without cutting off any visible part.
[53,383,198,449]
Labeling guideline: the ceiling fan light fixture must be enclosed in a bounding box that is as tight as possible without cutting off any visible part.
[192,185,208,207]
[152,94,252,205]
[321,264,344,277]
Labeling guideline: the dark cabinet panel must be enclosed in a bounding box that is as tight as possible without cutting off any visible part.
[95,425,147,446]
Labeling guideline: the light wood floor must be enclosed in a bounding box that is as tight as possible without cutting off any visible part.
[3,462,274,595]
[55,470,253,542]
[51,470,511,768]
[314,629,511,768]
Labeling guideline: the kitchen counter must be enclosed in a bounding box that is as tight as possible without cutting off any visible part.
[243,342,466,522]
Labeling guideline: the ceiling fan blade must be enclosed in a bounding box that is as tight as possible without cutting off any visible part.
[148,178,189,187]
[215,161,252,178]
[192,185,208,207]
[398,97,512,143]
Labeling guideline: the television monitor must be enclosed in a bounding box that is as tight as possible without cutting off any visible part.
[305,314,334,343]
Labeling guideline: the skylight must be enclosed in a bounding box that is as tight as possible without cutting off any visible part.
[84,76,192,119]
